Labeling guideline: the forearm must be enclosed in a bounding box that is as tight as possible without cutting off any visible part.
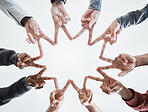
[85,102,102,112]
[134,53,148,67]
[46,105,60,112]
[0,0,31,26]
[116,4,148,30]
[118,86,133,101]
[0,48,18,66]
[0,77,32,106]
[88,0,102,11]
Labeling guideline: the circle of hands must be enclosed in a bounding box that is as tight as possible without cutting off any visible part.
[17,1,138,109]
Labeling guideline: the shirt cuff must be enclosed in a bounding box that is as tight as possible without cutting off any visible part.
[23,77,32,90]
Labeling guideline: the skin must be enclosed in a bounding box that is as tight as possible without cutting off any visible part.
[86,69,133,100]
[24,18,55,59]
[46,79,71,112]
[90,19,121,46]
[51,1,72,44]
[70,78,102,112]
[73,9,100,45]
[27,68,55,89]
[17,53,46,69]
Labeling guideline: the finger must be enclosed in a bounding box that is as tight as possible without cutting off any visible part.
[17,53,28,61]
[42,33,55,46]
[37,39,44,59]
[82,22,89,27]
[88,27,93,45]
[73,26,87,39]
[31,63,46,68]
[99,40,107,57]
[33,27,40,36]
[53,78,59,90]
[83,76,88,90]
[28,78,38,87]
[115,57,126,66]
[65,14,71,21]
[41,77,55,80]
[27,33,36,44]
[61,25,73,40]
[35,86,44,89]
[99,56,114,63]
[100,84,110,94]
[118,70,129,77]
[61,79,71,93]
[53,15,62,26]
[109,28,116,45]
[54,24,60,44]
[21,55,31,63]
[70,80,80,93]
[96,69,109,78]
[88,19,96,29]
[32,56,41,61]
[118,54,128,64]
[97,65,114,70]
[37,68,47,77]
[86,75,103,82]
[89,34,105,46]
[26,38,31,44]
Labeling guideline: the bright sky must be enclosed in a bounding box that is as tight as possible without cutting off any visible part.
[0,0,148,112]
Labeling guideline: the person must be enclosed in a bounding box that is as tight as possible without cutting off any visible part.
[70,77,102,112]
[90,3,148,46]
[46,79,70,112]
[87,66,148,111]
[51,0,102,44]
[0,0,55,58]
[0,67,56,106]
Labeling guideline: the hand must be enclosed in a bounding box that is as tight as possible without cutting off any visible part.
[50,79,70,108]
[17,53,46,69]
[27,68,54,89]
[51,1,72,44]
[24,18,55,59]
[73,9,100,45]
[70,78,93,106]
[97,53,136,77]
[90,19,121,46]
[87,69,124,95]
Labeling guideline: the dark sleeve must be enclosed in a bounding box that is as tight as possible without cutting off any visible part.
[0,48,18,66]
[50,0,66,4]
[116,4,148,30]
[122,88,148,112]
[0,77,32,106]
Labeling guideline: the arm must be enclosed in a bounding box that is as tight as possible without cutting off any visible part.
[0,0,32,26]
[88,0,102,11]
[117,4,148,30]
[51,0,66,4]
[0,77,32,106]
[85,102,102,112]
[0,48,17,66]
[134,53,148,67]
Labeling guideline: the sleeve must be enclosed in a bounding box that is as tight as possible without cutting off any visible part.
[116,4,148,30]
[88,0,102,11]
[0,0,32,26]
[123,88,148,112]
[0,77,32,106]
[0,48,18,66]
[50,0,66,4]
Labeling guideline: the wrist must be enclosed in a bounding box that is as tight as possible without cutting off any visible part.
[21,17,32,27]
[134,56,139,67]
[118,86,133,100]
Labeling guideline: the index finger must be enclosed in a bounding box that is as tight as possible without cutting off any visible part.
[61,80,71,93]
[86,75,104,82]
[37,68,47,77]
[61,25,73,40]
[31,63,46,68]
[89,34,105,46]
[70,80,80,93]
[37,39,44,59]
[41,77,55,80]
[96,68,109,78]
[73,27,87,40]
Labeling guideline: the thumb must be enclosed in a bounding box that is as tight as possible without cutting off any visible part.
[89,19,95,29]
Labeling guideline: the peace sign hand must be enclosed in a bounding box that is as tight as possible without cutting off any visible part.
[50,79,71,108]
[70,77,93,106]
[73,9,100,45]
[97,53,136,77]
[17,53,46,69]
[90,20,121,46]
[51,1,72,44]
[27,68,54,89]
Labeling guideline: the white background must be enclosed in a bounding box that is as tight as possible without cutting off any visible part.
[0,0,148,112]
